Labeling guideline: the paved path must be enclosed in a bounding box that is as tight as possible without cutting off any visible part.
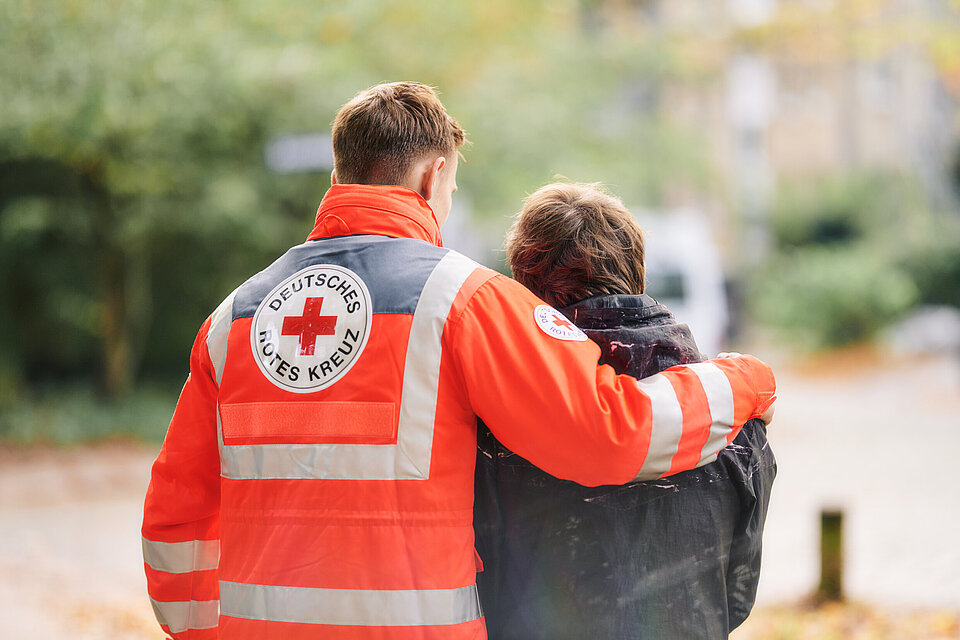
[751,351,960,611]
[1,352,958,638]
[0,445,164,639]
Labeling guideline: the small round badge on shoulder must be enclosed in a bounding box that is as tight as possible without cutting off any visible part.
[250,265,372,392]
[534,304,588,342]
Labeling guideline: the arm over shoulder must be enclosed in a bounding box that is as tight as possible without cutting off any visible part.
[449,274,776,486]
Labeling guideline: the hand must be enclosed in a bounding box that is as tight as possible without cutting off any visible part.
[716,351,743,359]
[760,403,775,425]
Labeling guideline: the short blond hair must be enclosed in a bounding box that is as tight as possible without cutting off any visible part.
[506,182,645,308]
[332,82,466,185]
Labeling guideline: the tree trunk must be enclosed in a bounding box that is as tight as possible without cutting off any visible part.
[101,246,132,398]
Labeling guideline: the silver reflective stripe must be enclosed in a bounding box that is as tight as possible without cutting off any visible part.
[632,373,684,480]
[208,289,237,463]
[150,598,219,633]
[207,288,239,386]
[219,251,480,481]
[393,251,479,477]
[688,361,736,466]
[219,580,481,627]
[142,537,219,574]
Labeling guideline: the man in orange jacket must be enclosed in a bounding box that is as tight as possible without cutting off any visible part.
[141,82,776,640]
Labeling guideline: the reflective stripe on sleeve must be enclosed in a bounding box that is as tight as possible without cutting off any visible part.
[218,250,481,481]
[687,362,736,466]
[142,537,219,574]
[631,373,684,480]
[219,580,481,627]
[150,598,219,633]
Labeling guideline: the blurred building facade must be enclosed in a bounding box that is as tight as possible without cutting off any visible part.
[584,0,960,220]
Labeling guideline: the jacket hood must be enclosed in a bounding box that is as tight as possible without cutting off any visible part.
[560,294,704,378]
[307,183,443,246]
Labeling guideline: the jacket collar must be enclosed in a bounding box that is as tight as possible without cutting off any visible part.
[307,184,443,246]
[560,293,704,378]
[562,294,671,329]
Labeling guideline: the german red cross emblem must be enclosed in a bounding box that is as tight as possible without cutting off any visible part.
[251,265,372,392]
[281,297,338,356]
[533,304,588,342]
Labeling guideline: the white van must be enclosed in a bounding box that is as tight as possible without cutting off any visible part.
[635,209,729,358]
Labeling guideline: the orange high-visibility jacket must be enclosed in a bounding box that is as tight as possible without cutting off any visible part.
[142,184,776,640]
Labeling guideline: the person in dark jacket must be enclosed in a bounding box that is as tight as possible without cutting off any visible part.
[475,182,776,640]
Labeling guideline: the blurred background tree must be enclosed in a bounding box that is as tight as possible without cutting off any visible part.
[1,0,958,441]
[0,0,705,405]
[750,172,959,347]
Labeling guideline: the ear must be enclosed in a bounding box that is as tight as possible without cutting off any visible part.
[418,156,445,201]
[330,169,338,186]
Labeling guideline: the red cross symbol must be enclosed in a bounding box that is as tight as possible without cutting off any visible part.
[281,297,338,356]
[551,314,573,330]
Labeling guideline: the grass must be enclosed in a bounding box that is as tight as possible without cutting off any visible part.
[0,383,177,446]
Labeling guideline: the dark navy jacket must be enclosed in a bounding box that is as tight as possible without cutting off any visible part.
[475,294,776,640]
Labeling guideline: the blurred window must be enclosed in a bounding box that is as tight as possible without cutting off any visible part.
[646,271,686,302]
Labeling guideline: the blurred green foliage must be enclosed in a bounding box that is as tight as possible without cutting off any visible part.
[0,0,706,399]
[753,244,919,348]
[752,173,960,348]
[0,383,174,445]
[2,0,957,435]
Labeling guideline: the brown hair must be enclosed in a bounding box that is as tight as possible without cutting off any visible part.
[331,82,466,186]
[506,182,645,308]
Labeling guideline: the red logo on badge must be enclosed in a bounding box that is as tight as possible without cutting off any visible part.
[534,305,588,342]
[281,297,338,356]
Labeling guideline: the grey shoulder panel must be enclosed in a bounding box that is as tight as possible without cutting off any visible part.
[232,235,448,320]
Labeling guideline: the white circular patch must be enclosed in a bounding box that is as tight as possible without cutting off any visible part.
[251,265,372,393]
[534,304,588,342]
